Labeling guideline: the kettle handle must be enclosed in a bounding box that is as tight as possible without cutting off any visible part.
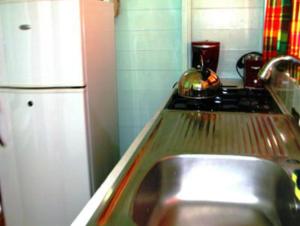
[196,55,205,71]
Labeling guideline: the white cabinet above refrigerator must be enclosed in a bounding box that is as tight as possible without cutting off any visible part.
[0,0,84,87]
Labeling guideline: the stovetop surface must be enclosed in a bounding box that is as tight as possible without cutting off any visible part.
[166,88,282,114]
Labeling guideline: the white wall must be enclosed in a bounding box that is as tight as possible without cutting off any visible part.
[191,0,265,78]
[116,0,182,154]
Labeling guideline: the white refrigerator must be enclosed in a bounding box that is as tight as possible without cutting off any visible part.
[0,1,118,226]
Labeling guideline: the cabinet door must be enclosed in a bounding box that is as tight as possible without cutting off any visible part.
[0,90,90,226]
[0,0,84,87]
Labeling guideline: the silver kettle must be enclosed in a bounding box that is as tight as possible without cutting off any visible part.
[178,66,221,99]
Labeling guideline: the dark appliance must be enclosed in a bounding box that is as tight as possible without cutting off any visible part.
[166,88,281,114]
[236,52,263,88]
[192,41,220,72]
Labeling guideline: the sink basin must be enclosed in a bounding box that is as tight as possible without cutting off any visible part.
[132,155,300,226]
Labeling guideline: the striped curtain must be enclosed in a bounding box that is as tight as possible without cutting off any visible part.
[263,0,300,83]
[288,0,300,57]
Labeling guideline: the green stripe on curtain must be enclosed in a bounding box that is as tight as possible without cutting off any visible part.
[277,0,292,55]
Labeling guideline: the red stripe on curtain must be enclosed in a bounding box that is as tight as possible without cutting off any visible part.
[288,0,300,82]
[288,0,300,58]
[263,2,283,61]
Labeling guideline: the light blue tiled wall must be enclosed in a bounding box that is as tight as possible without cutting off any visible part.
[191,0,265,78]
[116,0,182,154]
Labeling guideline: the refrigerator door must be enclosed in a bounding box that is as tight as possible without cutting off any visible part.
[0,89,90,226]
[0,1,84,87]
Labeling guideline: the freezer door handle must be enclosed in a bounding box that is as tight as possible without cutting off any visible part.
[19,24,32,30]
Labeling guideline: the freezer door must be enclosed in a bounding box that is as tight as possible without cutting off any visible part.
[0,1,84,87]
[0,90,90,226]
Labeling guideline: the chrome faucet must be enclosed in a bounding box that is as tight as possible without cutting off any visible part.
[258,55,300,81]
[296,201,300,212]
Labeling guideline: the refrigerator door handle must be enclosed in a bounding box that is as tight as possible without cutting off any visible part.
[0,135,5,147]
[0,111,6,148]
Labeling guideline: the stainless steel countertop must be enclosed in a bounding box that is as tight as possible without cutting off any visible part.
[132,110,300,159]
[100,111,300,226]
[72,102,300,225]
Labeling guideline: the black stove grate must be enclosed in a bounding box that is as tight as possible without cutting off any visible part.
[166,89,281,114]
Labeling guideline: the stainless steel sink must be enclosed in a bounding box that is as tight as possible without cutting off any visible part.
[132,155,300,226]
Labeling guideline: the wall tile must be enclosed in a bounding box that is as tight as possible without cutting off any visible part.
[116,10,181,31]
[192,8,263,30]
[117,86,172,152]
[116,30,181,51]
[192,0,264,9]
[116,1,182,154]
[119,109,150,127]
[116,50,182,70]
[117,70,180,91]
[119,126,142,155]
[118,89,170,111]
[121,0,181,10]
[192,29,263,51]
[118,107,165,128]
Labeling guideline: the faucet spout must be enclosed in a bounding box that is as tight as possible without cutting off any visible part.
[296,202,300,211]
[258,55,300,81]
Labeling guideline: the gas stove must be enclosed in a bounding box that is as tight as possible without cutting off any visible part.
[166,88,281,114]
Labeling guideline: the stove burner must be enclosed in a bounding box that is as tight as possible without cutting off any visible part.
[166,88,281,114]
